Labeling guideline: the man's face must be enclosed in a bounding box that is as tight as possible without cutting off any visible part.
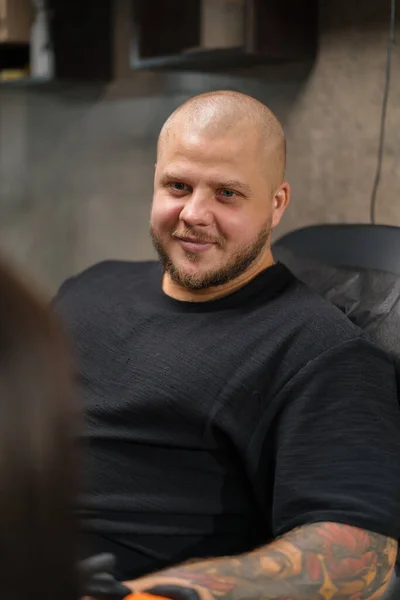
[150,128,277,291]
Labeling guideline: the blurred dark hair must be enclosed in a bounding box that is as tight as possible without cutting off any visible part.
[0,258,78,600]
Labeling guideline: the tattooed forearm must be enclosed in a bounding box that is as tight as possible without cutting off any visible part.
[154,523,397,600]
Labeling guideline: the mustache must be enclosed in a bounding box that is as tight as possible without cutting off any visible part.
[171,228,223,246]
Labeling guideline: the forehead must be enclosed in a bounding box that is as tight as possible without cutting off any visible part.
[158,127,261,172]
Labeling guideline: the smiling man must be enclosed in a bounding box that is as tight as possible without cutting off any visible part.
[54,92,400,600]
[150,92,287,299]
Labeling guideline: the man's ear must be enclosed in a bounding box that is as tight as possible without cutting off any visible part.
[272,182,290,229]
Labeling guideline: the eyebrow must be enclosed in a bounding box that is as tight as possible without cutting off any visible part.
[160,172,252,196]
[159,171,188,184]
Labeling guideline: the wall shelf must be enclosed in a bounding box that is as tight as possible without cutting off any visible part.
[130,0,318,72]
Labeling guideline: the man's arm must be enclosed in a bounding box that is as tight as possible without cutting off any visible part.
[126,522,397,600]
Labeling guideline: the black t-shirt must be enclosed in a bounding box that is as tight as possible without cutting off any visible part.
[54,260,400,581]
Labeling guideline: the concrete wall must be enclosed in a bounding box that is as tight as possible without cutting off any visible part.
[0,0,399,293]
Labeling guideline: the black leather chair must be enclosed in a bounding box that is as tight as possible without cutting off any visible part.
[273,224,400,276]
[273,223,400,599]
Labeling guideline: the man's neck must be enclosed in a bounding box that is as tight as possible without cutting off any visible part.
[162,251,275,302]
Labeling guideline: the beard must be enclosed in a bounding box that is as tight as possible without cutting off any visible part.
[150,219,272,291]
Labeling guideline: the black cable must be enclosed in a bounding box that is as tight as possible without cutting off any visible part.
[370,0,396,224]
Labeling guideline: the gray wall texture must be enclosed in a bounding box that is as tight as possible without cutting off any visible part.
[0,0,399,293]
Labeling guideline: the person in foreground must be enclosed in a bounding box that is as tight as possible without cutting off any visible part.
[0,258,78,600]
[54,91,400,600]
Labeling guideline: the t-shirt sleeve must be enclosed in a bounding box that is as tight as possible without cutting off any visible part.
[262,336,400,540]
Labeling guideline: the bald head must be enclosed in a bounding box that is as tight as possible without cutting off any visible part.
[157,91,286,187]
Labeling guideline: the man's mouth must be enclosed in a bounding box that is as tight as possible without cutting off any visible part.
[175,236,216,253]
[178,236,213,244]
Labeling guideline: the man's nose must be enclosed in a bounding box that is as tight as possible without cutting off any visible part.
[179,191,213,227]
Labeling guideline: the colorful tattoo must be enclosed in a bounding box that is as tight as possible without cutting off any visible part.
[164,522,397,600]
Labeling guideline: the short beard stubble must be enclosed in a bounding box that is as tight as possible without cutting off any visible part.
[150,220,272,291]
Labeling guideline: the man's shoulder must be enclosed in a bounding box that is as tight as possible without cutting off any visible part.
[272,271,368,362]
[68,258,158,283]
[54,259,159,302]
[277,269,361,336]
[253,273,395,406]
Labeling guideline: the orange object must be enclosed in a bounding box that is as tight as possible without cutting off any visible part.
[125,594,169,600]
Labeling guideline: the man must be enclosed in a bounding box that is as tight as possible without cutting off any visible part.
[55,91,400,600]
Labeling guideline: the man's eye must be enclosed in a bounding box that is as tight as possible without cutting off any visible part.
[218,189,236,199]
[169,182,189,192]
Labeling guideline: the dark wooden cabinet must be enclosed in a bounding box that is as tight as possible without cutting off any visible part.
[248,0,318,61]
[36,0,318,82]
[130,0,318,71]
[48,0,114,81]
